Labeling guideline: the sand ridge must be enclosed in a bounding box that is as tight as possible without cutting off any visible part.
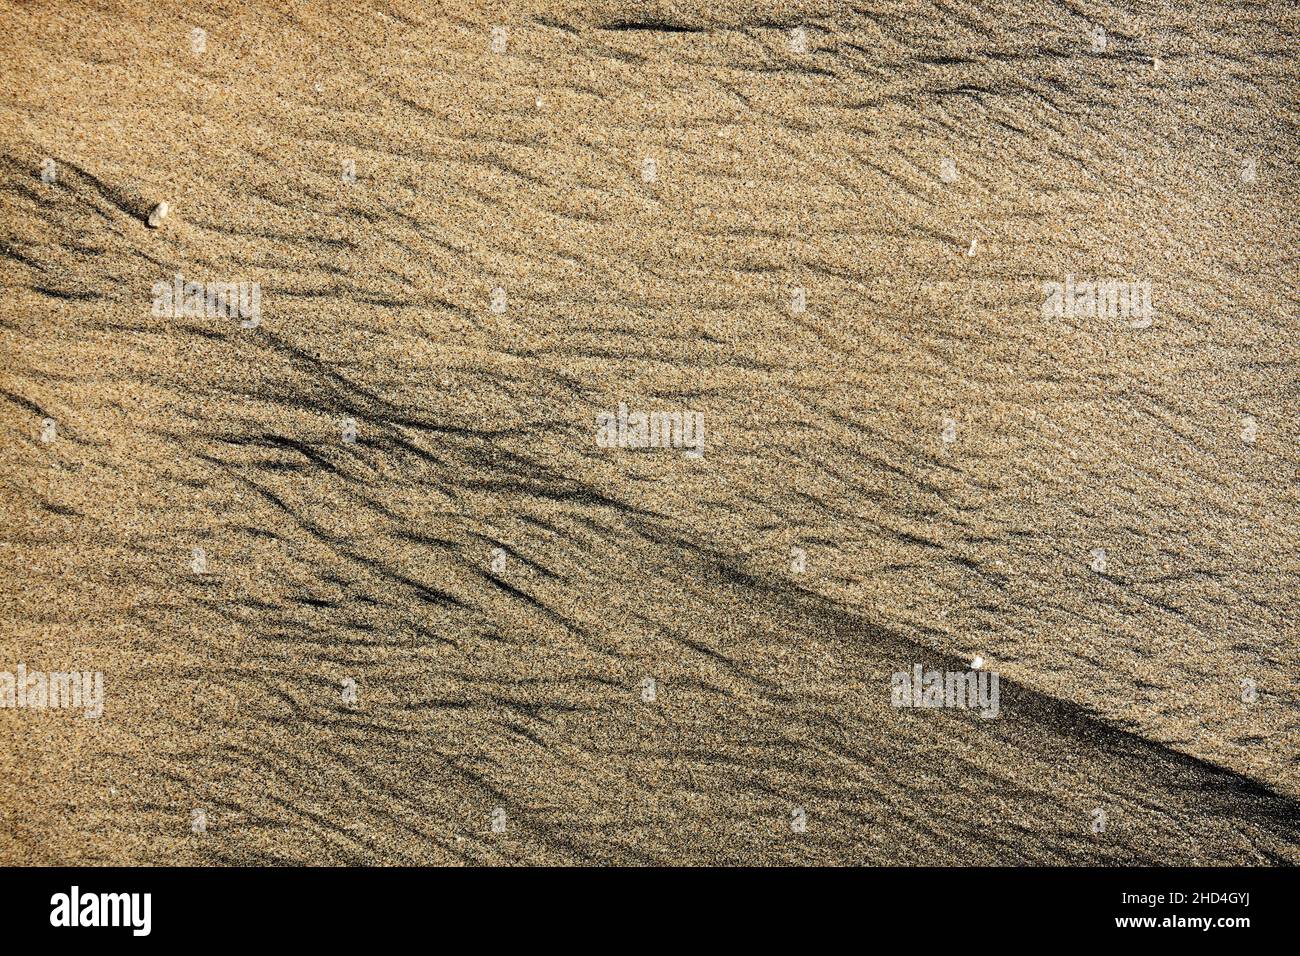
[0,0,1296,864]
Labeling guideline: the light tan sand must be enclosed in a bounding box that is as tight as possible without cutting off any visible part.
[0,0,1296,864]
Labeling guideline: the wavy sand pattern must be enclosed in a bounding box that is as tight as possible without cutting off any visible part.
[0,1,1297,864]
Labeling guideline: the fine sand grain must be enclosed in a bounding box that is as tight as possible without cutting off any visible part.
[0,0,1297,864]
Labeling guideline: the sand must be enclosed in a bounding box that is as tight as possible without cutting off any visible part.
[0,0,1296,864]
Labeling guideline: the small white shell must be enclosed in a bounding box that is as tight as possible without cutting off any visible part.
[147,201,169,228]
